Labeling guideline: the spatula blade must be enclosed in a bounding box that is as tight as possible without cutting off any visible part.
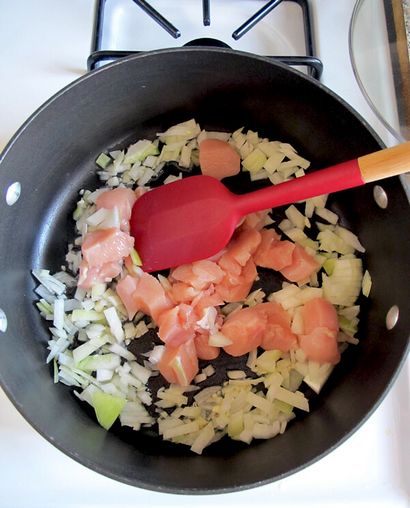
[130,175,240,272]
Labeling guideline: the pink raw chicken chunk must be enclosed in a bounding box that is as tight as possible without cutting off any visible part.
[96,187,137,232]
[280,244,319,283]
[254,229,296,271]
[215,258,257,303]
[190,287,224,313]
[213,227,261,302]
[170,260,224,290]
[299,327,340,365]
[256,301,298,352]
[78,227,134,289]
[301,297,339,334]
[157,304,197,348]
[82,228,134,267]
[199,139,241,180]
[169,282,201,304]
[222,306,268,357]
[78,260,122,289]
[298,297,340,364]
[227,228,262,267]
[241,210,271,231]
[191,260,225,287]
[158,338,199,386]
[194,331,220,360]
[116,272,173,322]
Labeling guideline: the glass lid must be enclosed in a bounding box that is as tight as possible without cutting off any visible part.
[349,0,410,142]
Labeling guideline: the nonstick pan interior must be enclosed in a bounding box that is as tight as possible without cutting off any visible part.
[0,49,409,493]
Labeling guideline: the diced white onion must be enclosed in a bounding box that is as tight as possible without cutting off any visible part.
[104,307,124,342]
[208,332,232,347]
[53,299,65,330]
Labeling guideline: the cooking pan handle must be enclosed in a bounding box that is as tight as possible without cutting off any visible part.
[358,141,410,182]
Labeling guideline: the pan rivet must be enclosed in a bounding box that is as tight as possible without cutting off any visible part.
[5,182,21,206]
[373,185,388,209]
[386,305,399,330]
[0,308,7,333]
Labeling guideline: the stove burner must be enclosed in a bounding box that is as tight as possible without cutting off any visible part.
[88,0,323,79]
[184,38,231,49]
[132,0,181,39]
[232,0,284,40]
[202,0,211,26]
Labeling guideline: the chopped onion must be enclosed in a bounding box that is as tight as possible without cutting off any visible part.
[203,365,215,377]
[104,307,124,342]
[303,362,333,394]
[362,270,372,297]
[108,343,136,361]
[91,391,126,430]
[130,361,152,385]
[323,258,363,306]
[284,227,308,243]
[72,336,107,365]
[227,370,246,380]
[147,345,165,365]
[32,269,66,296]
[208,332,232,347]
[53,299,65,330]
[315,207,339,224]
[242,148,267,173]
[71,309,104,322]
[190,423,215,454]
[194,373,207,384]
[317,229,355,255]
[274,387,309,412]
[33,119,370,455]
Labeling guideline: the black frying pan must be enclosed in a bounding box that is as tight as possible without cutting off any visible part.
[0,49,409,494]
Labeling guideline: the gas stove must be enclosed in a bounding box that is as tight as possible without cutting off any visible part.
[0,1,409,507]
[87,0,321,77]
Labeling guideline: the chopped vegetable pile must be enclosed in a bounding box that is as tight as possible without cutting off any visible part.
[33,119,371,454]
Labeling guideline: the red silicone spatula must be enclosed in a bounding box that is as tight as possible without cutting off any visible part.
[130,142,410,272]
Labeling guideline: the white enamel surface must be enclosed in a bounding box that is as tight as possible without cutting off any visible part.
[99,0,305,55]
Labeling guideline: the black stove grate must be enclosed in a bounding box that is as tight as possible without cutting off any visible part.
[88,0,323,79]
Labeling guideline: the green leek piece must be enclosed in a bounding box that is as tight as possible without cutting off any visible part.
[130,248,142,266]
[96,152,112,169]
[338,315,358,337]
[72,205,83,221]
[273,399,293,415]
[323,258,336,276]
[92,391,126,430]
[36,300,52,314]
[77,353,120,372]
[227,412,244,438]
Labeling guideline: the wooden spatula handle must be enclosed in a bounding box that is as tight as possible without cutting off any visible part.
[358,141,410,182]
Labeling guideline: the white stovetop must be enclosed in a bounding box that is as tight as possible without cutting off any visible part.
[0,1,409,507]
